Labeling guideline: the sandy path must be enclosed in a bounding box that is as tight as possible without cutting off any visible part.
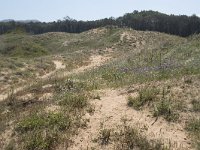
[63,55,110,76]
[0,55,110,102]
[0,55,111,150]
[0,94,6,101]
[0,87,25,102]
[43,55,110,79]
[0,60,65,101]
[41,60,65,79]
[69,89,192,150]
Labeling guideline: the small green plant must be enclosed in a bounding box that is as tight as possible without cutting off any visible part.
[98,128,112,145]
[128,88,158,110]
[113,125,166,150]
[186,118,200,135]
[25,131,57,150]
[16,114,46,133]
[16,113,72,149]
[154,99,179,122]
[184,78,192,84]
[93,94,101,100]
[59,92,88,109]
[120,126,148,149]
[186,118,200,149]
[6,88,16,106]
[5,139,15,150]
[86,106,95,114]
[192,99,200,112]
[16,113,71,133]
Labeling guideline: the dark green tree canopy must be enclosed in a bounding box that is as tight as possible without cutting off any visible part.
[1,11,200,37]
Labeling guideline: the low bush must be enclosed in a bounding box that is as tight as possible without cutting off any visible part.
[113,125,167,150]
[128,88,158,110]
[16,113,71,133]
[192,99,200,112]
[98,128,112,145]
[186,118,200,149]
[59,92,88,109]
[154,99,179,122]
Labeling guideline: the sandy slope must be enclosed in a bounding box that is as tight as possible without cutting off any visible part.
[0,54,111,149]
[41,60,65,79]
[0,54,194,150]
[0,55,110,102]
[69,89,192,150]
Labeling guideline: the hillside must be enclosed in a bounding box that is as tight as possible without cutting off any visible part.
[0,27,200,150]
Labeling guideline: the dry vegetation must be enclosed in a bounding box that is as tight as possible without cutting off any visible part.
[0,27,200,150]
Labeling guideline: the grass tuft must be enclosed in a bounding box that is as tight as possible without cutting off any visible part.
[192,99,200,112]
[16,113,71,133]
[15,112,72,149]
[186,118,200,149]
[128,88,158,110]
[59,92,88,109]
[98,128,112,145]
[154,99,179,122]
[24,130,57,150]
[113,125,167,150]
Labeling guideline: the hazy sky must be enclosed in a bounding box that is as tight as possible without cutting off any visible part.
[0,0,200,22]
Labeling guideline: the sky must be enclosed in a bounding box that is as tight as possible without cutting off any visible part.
[0,0,200,22]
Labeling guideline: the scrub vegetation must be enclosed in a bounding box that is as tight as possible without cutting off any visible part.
[0,26,200,150]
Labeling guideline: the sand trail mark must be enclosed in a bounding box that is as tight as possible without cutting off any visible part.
[0,55,110,102]
[0,60,64,100]
[41,60,65,79]
[63,55,110,76]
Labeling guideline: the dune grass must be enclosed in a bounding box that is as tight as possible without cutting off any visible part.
[186,118,200,149]
[0,27,200,149]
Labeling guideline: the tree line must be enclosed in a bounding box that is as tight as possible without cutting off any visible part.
[1,10,200,37]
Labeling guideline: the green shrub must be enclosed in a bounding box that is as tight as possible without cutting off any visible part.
[25,130,57,150]
[186,118,200,149]
[98,128,111,145]
[16,113,71,149]
[186,118,200,134]
[154,99,179,122]
[16,115,45,133]
[184,78,192,84]
[5,140,16,150]
[128,88,158,110]
[59,93,87,109]
[16,113,71,133]
[192,99,200,112]
[114,125,167,150]
[93,94,101,100]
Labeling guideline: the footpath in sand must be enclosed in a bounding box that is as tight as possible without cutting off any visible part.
[0,55,110,102]
[0,54,111,149]
[41,60,66,79]
[59,55,110,77]
[70,89,192,150]
[0,53,194,150]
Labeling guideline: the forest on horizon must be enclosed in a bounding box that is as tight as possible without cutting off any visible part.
[1,10,200,37]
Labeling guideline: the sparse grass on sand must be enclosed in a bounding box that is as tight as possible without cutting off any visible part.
[186,118,200,149]
[0,27,200,150]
